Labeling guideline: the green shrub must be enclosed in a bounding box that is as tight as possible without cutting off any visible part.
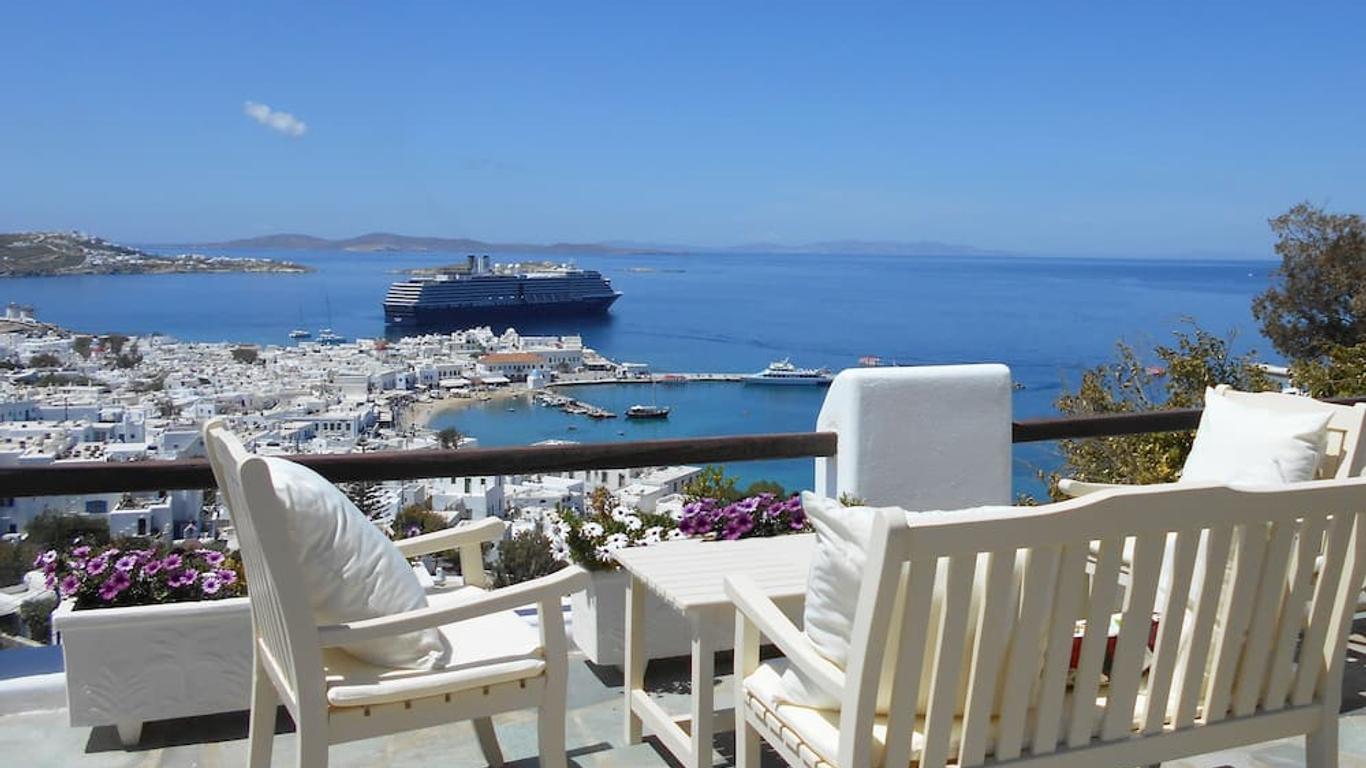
[20,593,58,644]
[25,511,111,551]
[491,530,566,588]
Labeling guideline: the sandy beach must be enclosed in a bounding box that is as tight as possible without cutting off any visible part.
[401,387,531,430]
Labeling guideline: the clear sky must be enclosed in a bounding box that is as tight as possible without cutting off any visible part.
[2,2,1363,255]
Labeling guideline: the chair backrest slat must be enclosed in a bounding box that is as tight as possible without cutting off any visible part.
[1066,536,1123,748]
[992,545,1060,761]
[1292,510,1353,705]
[917,554,976,768]
[1100,532,1164,740]
[1027,542,1089,757]
[1230,520,1297,717]
[957,548,1016,767]
[836,480,1366,766]
[1205,523,1271,723]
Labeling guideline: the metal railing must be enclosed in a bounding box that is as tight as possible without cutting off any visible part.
[5,396,1366,498]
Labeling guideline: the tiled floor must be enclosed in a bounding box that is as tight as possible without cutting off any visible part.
[4,637,1366,767]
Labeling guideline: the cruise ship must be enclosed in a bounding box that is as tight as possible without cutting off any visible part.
[743,359,834,386]
[384,255,621,327]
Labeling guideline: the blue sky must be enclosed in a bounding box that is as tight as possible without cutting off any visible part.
[2,2,1363,255]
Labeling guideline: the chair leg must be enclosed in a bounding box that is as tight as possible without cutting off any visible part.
[537,705,568,768]
[297,725,329,768]
[1307,720,1339,768]
[247,663,278,768]
[473,716,505,767]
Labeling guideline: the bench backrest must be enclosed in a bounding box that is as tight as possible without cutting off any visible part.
[840,479,1366,768]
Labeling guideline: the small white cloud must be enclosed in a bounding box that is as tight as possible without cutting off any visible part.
[243,101,307,138]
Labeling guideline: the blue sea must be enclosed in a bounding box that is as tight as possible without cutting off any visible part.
[2,249,1277,495]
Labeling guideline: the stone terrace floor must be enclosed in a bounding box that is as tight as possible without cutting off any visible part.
[4,624,1366,768]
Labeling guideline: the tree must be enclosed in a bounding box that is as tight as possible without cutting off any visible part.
[1252,202,1366,360]
[682,465,741,502]
[115,343,143,369]
[230,347,259,365]
[27,352,60,368]
[491,530,566,588]
[1290,343,1366,398]
[25,511,112,551]
[72,336,92,359]
[1044,326,1271,499]
[342,481,387,520]
[743,479,787,498]
[103,334,129,356]
[20,593,58,643]
[437,427,463,450]
[0,540,39,587]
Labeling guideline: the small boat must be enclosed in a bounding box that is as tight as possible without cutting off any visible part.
[316,328,348,345]
[289,328,312,340]
[626,404,671,419]
[743,359,834,386]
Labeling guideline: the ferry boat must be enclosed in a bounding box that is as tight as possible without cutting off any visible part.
[384,254,621,327]
[743,359,834,386]
[626,404,671,419]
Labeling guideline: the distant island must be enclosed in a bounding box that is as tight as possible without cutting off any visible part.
[1,232,311,277]
[182,231,1002,257]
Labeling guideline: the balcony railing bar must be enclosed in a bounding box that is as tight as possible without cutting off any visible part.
[4,396,1365,498]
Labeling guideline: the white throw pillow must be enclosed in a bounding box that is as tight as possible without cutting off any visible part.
[1180,388,1331,485]
[263,457,449,670]
[779,493,1019,716]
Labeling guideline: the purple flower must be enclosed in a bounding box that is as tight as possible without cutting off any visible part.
[86,556,109,577]
[141,560,162,577]
[115,554,138,573]
[200,550,225,566]
[59,574,81,596]
[98,571,131,601]
[37,550,58,567]
[162,553,183,570]
[406,525,422,539]
[216,569,238,586]
[71,545,91,559]
[167,568,198,588]
[200,572,222,595]
[44,573,56,591]
[721,513,755,540]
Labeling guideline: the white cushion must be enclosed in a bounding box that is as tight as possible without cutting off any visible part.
[323,589,543,706]
[1180,387,1330,485]
[263,457,449,670]
[781,493,1019,716]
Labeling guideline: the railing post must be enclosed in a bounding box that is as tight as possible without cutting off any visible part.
[814,364,1013,509]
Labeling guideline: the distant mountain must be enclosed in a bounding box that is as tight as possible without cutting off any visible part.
[1,231,310,276]
[190,232,674,255]
[185,232,1004,258]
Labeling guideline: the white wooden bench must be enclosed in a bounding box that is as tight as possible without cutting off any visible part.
[729,479,1366,768]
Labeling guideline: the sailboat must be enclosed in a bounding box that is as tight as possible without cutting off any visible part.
[289,307,312,339]
[626,375,671,419]
[316,294,349,345]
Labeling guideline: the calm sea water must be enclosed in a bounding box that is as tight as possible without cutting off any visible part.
[2,249,1276,495]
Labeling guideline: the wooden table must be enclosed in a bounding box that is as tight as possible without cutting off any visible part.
[615,534,815,768]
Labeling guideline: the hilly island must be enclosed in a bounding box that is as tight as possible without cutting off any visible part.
[0,232,310,277]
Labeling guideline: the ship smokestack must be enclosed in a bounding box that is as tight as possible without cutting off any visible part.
[482,255,491,273]
[466,254,477,273]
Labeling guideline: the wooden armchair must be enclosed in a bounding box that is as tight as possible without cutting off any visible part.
[729,481,1366,768]
[203,420,586,768]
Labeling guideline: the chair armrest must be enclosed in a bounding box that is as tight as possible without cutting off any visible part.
[1056,478,1129,497]
[394,518,505,559]
[725,574,845,701]
[318,565,589,648]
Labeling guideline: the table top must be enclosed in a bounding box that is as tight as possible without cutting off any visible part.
[613,533,815,614]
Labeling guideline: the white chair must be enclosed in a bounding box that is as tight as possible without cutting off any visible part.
[729,480,1366,768]
[1058,385,1366,497]
[203,420,587,768]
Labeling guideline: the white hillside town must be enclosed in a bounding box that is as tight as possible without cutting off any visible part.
[0,306,700,558]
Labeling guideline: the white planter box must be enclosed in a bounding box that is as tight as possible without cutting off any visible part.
[570,569,735,667]
[53,596,253,747]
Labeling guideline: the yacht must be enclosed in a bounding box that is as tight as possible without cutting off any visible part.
[626,404,671,419]
[743,359,834,386]
[315,328,348,345]
[288,329,312,340]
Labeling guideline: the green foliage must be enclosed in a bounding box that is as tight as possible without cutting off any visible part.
[20,593,58,644]
[72,336,92,359]
[114,348,143,369]
[437,427,462,450]
[230,347,259,365]
[1252,202,1366,360]
[743,479,787,498]
[837,492,865,507]
[557,491,678,570]
[103,334,128,356]
[682,465,741,503]
[1290,343,1366,398]
[491,530,566,587]
[0,540,40,588]
[1047,326,1271,499]
[27,352,60,368]
[392,500,446,537]
[342,481,387,520]
[25,511,111,551]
